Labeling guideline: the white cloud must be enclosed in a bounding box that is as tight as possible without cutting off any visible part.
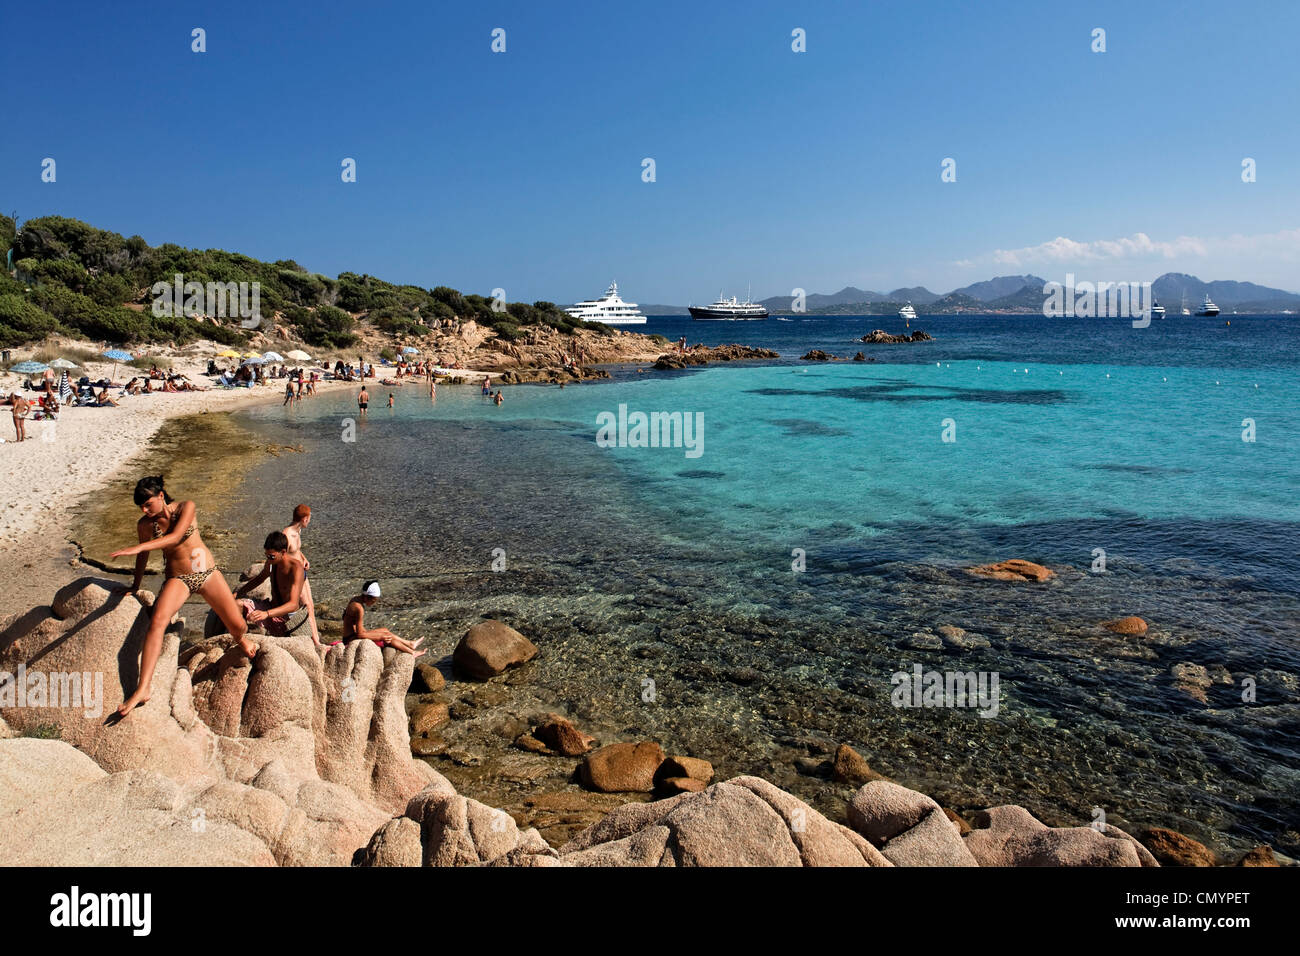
[964,229,1300,268]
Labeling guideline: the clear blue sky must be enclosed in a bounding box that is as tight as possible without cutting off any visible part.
[3,0,1297,303]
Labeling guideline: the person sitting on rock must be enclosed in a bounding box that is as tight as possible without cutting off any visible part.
[235,531,310,638]
[340,581,424,656]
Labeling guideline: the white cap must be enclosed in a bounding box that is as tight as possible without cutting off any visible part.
[364,582,381,598]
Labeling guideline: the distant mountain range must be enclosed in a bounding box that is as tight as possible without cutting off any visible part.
[640,274,1300,315]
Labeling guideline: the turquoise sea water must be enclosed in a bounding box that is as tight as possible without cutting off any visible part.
[226,315,1300,853]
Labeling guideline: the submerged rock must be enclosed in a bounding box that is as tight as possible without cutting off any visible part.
[965,560,1055,582]
[1102,616,1149,636]
[533,713,596,756]
[1139,827,1217,866]
[831,744,884,785]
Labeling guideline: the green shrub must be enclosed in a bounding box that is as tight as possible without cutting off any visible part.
[491,320,524,341]
[379,347,396,361]
[0,294,58,348]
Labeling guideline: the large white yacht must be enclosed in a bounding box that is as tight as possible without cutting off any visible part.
[564,281,646,325]
[1195,294,1220,317]
[898,302,917,322]
[689,289,768,320]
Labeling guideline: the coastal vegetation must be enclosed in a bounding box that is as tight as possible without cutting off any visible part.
[0,214,609,350]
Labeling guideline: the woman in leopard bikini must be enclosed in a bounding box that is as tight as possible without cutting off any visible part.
[110,475,256,717]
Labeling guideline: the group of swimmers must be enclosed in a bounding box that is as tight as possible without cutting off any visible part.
[110,477,424,718]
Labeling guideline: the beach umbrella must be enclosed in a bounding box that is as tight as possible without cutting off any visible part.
[102,348,133,379]
[50,358,79,369]
[243,351,261,358]
[9,360,51,375]
[241,356,267,365]
[262,351,284,362]
[401,346,420,354]
[58,371,73,405]
[286,349,312,361]
[217,349,241,358]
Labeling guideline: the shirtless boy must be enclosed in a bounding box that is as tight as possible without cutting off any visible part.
[235,531,311,639]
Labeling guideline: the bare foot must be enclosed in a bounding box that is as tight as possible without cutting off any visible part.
[408,648,427,658]
[410,637,425,649]
[116,691,151,717]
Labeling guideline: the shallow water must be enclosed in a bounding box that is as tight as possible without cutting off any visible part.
[206,315,1298,853]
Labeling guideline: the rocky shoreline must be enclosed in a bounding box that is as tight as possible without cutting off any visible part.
[0,575,1284,867]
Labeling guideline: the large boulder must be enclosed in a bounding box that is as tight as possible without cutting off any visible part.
[356,777,557,868]
[559,776,891,867]
[963,805,1158,867]
[1102,616,1149,636]
[847,780,977,866]
[0,577,435,863]
[452,620,538,680]
[580,741,666,792]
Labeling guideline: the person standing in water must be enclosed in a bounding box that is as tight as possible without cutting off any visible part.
[341,581,425,656]
[358,385,369,416]
[387,393,394,409]
[110,476,255,717]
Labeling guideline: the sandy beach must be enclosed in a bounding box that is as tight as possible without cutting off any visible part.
[0,346,367,611]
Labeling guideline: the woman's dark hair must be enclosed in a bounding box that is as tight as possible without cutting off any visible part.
[133,475,172,506]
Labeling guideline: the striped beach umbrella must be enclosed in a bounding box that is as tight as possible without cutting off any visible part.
[9,360,50,374]
[58,371,73,405]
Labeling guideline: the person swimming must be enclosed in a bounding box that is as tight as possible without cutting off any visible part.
[110,476,256,716]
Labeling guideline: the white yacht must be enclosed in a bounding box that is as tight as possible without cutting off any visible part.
[898,303,917,322]
[564,281,646,325]
[689,289,768,320]
[1195,294,1220,317]
[1151,300,1166,320]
